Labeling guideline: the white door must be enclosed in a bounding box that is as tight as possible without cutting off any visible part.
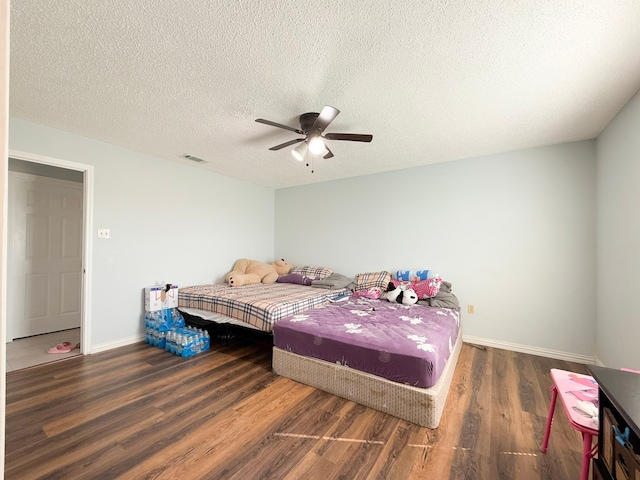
[8,172,83,340]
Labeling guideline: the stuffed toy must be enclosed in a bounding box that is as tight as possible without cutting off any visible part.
[385,282,418,305]
[226,258,293,287]
[389,276,443,300]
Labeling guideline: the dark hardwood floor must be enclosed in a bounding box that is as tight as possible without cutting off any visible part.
[5,339,590,479]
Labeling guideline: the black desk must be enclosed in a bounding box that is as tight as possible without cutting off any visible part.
[587,365,640,480]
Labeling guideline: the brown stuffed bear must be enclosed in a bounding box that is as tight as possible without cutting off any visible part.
[226,258,293,287]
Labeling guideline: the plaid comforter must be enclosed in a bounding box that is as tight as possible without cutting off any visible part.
[178,283,347,332]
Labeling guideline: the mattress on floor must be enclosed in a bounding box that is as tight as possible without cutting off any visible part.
[272,328,463,429]
[273,297,460,388]
[178,282,347,333]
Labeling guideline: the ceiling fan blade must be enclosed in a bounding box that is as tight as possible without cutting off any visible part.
[312,106,340,132]
[268,138,305,151]
[323,147,334,159]
[324,133,373,142]
[256,118,304,135]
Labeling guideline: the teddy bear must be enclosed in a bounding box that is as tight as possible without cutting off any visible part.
[226,258,293,287]
[385,282,419,305]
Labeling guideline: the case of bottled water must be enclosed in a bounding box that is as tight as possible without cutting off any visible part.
[144,308,210,357]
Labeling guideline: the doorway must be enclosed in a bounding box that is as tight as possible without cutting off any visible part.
[6,150,93,369]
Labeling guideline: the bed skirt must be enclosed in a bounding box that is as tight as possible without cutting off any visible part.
[272,328,462,429]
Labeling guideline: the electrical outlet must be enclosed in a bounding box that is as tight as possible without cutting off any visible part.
[467,304,475,315]
[97,228,110,239]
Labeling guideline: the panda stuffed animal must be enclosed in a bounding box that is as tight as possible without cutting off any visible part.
[385,282,419,305]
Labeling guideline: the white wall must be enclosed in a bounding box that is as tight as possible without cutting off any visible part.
[596,90,640,369]
[276,141,597,360]
[9,118,275,350]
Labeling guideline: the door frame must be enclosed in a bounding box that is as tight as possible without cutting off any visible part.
[8,149,94,354]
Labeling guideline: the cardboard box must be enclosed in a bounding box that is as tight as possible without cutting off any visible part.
[145,284,178,311]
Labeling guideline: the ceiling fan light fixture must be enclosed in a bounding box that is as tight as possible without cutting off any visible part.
[255,106,372,166]
[291,142,307,161]
[308,136,326,155]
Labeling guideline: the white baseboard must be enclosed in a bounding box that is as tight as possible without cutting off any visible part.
[90,334,145,354]
[463,335,596,365]
[89,332,597,366]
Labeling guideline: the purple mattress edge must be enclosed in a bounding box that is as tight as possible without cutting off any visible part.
[273,297,460,388]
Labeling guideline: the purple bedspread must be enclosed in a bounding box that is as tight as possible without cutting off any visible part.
[273,297,461,388]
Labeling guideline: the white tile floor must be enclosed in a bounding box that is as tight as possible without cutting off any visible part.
[6,328,81,372]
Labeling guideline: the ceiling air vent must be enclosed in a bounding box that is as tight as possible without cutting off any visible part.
[180,154,208,163]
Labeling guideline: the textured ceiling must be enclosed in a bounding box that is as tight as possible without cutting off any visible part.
[9,1,640,188]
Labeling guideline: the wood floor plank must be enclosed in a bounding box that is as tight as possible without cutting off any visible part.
[106,370,283,479]
[319,409,396,480]
[358,423,413,480]
[5,341,595,479]
[447,344,493,480]
[204,388,346,480]
[123,377,315,480]
[490,348,524,479]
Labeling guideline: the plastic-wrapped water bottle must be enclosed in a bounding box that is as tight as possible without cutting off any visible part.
[172,331,178,353]
[187,332,196,356]
[181,335,190,358]
[169,308,185,329]
[195,333,201,353]
[196,332,203,354]
[180,333,188,357]
[175,334,183,356]
[147,311,158,330]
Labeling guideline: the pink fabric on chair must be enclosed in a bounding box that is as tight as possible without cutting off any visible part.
[621,367,640,374]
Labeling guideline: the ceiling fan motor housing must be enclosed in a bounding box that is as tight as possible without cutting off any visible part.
[299,112,320,132]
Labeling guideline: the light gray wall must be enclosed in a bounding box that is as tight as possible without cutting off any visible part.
[276,141,597,358]
[596,89,640,369]
[9,117,275,349]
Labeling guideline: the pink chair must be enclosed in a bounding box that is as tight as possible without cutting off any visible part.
[541,368,598,480]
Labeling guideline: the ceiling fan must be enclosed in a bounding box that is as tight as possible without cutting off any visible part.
[255,106,372,160]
